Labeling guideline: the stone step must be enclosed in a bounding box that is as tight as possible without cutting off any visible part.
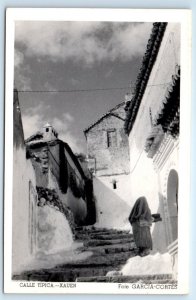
[13,249,136,281]
[90,230,130,235]
[91,233,132,240]
[85,242,135,254]
[14,263,123,282]
[14,270,175,284]
[13,226,138,283]
[76,274,174,283]
[75,227,130,235]
[20,266,112,282]
[56,251,133,268]
[75,232,133,241]
[83,237,132,247]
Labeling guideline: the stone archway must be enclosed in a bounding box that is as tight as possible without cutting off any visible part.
[166,169,178,244]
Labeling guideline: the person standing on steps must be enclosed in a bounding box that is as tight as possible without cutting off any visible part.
[128,196,153,257]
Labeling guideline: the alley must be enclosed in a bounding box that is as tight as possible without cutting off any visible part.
[13,226,175,284]
[8,19,185,292]
[13,227,135,282]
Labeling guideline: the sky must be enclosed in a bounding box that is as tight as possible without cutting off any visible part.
[14,21,153,154]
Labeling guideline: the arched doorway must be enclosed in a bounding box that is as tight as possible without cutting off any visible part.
[167,169,178,244]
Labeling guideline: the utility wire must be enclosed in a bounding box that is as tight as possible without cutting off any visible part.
[18,87,129,93]
[17,82,171,93]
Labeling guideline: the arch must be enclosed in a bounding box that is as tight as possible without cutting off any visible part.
[166,169,178,244]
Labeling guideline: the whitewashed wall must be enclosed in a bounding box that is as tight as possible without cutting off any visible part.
[93,175,132,229]
[127,23,180,253]
[12,147,37,274]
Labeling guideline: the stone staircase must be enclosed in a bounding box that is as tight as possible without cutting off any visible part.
[13,227,174,283]
[13,226,136,282]
[76,274,174,283]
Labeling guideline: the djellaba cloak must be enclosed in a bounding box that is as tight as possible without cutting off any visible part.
[129,197,153,254]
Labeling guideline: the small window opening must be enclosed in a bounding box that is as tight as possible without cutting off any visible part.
[46,128,49,132]
[113,180,117,189]
[107,129,117,148]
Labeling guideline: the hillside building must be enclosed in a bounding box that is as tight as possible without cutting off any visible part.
[84,103,131,229]
[26,123,96,226]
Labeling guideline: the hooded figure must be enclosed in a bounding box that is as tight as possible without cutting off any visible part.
[129,196,153,256]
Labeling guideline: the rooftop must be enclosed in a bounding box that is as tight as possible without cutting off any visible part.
[84,102,125,135]
[124,22,167,135]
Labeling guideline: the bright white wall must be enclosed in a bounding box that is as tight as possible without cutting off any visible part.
[127,23,180,253]
[12,147,36,274]
[37,205,74,255]
[93,175,132,230]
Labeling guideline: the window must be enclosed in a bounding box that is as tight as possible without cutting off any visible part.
[107,130,117,148]
[113,180,117,189]
[46,128,49,132]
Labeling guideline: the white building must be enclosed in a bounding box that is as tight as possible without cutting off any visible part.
[124,22,180,277]
[13,89,37,274]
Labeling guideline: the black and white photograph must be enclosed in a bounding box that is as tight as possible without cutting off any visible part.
[4,8,191,294]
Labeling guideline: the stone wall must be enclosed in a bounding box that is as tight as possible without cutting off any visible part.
[86,106,130,176]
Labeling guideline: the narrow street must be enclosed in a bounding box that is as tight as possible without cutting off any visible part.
[6,14,188,294]
[13,227,174,283]
[13,227,135,282]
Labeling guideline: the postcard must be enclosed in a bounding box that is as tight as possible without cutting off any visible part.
[4,8,191,294]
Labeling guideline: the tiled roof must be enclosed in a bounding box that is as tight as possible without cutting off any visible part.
[84,102,125,135]
[154,66,180,138]
[25,132,43,143]
[124,22,167,135]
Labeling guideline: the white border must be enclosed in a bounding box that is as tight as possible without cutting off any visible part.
[4,8,192,294]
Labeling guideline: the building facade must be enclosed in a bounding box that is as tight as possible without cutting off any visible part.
[26,123,96,226]
[84,103,132,229]
[84,103,130,177]
[13,89,38,273]
[12,89,96,275]
[124,22,180,277]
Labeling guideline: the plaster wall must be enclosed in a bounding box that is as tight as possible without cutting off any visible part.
[155,139,179,247]
[37,205,74,255]
[129,23,180,163]
[93,175,132,230]
[12,147,37,274]
[127,23,180,253]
